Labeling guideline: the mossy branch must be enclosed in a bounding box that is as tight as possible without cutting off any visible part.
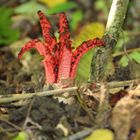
[90,0,129,82]
[105,0,129,42]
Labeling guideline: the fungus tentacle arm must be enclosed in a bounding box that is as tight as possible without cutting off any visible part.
[59,13,72,50]
[37,11,57,53]
[18,39,56,83]
[18,39,47,58]
[70,38,104,78]
[57,13,72,82]
[18,39,53,59]
[42,60,56,84]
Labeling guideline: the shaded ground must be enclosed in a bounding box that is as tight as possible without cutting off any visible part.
[0,44,140,140]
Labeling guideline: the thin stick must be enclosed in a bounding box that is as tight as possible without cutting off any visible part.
[62,129,92,140]
[88,79,140,93]
[0,117,23,131]
[0,79,140,104]
[107,79,140,88]
[112,48,140,57]
[0,87,78,104]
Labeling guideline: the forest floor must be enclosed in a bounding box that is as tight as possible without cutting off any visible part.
[0,44,140,140]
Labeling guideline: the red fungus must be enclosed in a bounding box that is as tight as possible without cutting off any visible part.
[18,11,105,85]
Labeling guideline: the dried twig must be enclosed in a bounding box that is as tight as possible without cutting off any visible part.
[0,79,140,104]
[0,87,78,104]
[107,79,140,88]
[0,117,23,131]
[62,129,92,140]
[112,48,140,58]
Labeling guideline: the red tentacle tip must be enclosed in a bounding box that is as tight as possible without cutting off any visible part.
[18,52,22,59]
[37,10,41,13]
[37,10,42,14]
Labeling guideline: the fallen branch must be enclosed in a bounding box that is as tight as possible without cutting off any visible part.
[0,87,78,104]
[0,79,140,104]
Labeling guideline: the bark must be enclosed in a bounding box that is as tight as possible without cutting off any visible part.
[90,0,129,82]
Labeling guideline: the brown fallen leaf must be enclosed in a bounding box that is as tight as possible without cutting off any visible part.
[111,85,140,140]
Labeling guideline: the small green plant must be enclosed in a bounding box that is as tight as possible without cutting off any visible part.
[11,131,28,140]
[0,7,19,45]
